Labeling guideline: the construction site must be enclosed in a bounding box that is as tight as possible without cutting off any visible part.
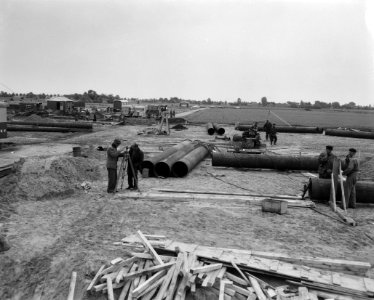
[1,103,374,300]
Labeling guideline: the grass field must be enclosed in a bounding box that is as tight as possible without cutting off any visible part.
[184,107,374,129]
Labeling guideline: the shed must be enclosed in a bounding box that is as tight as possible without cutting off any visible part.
[47,96,74,113]
[0,102,8,138]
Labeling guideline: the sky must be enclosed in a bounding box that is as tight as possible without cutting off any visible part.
[0,0,373,105]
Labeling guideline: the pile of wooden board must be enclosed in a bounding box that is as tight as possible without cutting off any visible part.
[86,231,373,300]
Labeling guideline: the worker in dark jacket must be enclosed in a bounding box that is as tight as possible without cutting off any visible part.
[263,120,272,141]
[318,145,336,179]
[106,138,125,193]
[342,148,359,208]
[127,143,144,190]
[269,123,277,145]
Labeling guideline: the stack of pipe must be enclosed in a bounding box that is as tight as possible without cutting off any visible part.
[308,178,374,204]
[235,123,322,134]
[325,129,374,140]
[142,141,209,178]
[206,123,225,135]
[212,152,319,171]
[7,121,92,132]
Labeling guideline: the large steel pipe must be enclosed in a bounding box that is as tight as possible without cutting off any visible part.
[9,121,93,129]
[309,178,374,204]
[235,124,322,133]
[154,142,197,177]
[7,125,77,132]
[213,123,225,135]
[325,129,374,140]
[206,123,215,135]
[212,152,319,171]
[172,145,210,177]
[141,140,192,176]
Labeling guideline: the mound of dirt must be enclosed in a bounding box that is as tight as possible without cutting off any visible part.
[1,156,102,202]
[23,114,45,122]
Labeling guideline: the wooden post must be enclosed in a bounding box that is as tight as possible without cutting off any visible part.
[67,271,77,300]
[330,173,337,212]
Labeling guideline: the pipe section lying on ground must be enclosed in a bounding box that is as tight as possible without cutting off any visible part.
[309,178,374,204]
[206,123,215,135]
[141,140,192,176]
[235,124,322,133]
[172,145,209,177]
[212,152,319,171]
[7,125,78,133]
[154,142,197,177]
[9,121,93,129]
[325,129,374,140]
[213,123,225,135]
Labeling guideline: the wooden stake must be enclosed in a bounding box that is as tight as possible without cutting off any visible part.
[339,162,347,212]
[330,173,337,212]
[137,230,164,265]
[67,271,77,300]
[87,265,105,292]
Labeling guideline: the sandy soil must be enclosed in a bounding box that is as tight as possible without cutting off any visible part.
[0,122,374,299]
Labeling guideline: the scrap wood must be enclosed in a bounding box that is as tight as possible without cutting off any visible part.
[106,277,115,300]
[132,269,167,297]
[153,264,176,300]
[137,276,165,299]
[230,261,250,285]
[191,263,223,274]
[165,254,184,300]
[122,261,175,281]
[87,265,105,292]
[137,230,164,265]
[118,264,138,300]
[67,271,77,300]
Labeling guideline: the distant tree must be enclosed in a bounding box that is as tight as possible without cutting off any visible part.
[331,101,340,109]
[261,97,268,106]
[287,101,298,108]
[237,98,241,105]
[207,98,212,104]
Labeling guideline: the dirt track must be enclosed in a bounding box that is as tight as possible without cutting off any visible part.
[1,122,374,299]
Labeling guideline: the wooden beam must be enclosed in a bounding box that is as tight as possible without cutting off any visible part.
[122,262,175,281]
[230,261,250,285]
[335,207,357,226]
[87,265,105,292]
[165,254,184,300]
[191,263,223,274]
[66,271,77,300]
[248,275,267,300]
[137,230,164,265]
[154,264,176,300]
[106,277,115,300]
[132,270,167,297]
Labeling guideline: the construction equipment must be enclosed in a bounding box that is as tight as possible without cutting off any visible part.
[116,147,140,191]
[158,111,170,135]
[231,127,266,153]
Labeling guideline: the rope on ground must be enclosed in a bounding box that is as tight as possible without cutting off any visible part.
[205,170,257,193]
[309,207,347,225]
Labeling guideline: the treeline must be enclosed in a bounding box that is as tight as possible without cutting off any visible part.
[1,91,372,110]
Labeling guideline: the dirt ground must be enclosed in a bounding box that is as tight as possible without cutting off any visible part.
[1,121,374,300]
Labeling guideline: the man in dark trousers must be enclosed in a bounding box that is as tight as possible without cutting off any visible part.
[342,148,359,208]
[318,145,336,179]
[106,138,125,193]
[127,143,144,190]
[263,120,272,141]
[270,123,277,145]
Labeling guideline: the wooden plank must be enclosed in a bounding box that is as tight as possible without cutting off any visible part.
[165,254,184,300]
[122,262,175,281]
[224,272,248,286]
[138,275,165,298]
[139,260,151,286]
[231,284,251,296]
[202,270,216,287]
[332,273,341,286]
[67,271,77,300]
[231,261,250,285]
[336,207,357,226]
[298,287,309,300]
[132,270,167,297]
[154,264,176,300]
[144,234,167,240]
[363,278,374,293]
[87,265,105,292]
[248,275,266,300]
[101,256,137,275]
[330,173,337,212]
[118,263,138,300]
[137,230,164,265]
[217,267,227,279]
[339,161,347,212]
[207,268,222,287]
[111,257,123,265]
[219,280,226,300]
[133,260,146,288]
[269,260,279,272]
[106,277,115,300]
[191,263,223,274]
[116,265,131,284]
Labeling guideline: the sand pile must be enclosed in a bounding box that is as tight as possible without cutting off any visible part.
[171,124,188,130]
[2,156,102,201]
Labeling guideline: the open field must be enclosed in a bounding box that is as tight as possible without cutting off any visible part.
[0,120,374,299]
[184,107,374,129]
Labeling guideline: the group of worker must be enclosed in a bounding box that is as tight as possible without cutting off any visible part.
[263,120,277,145]
[106,138,144,193]
[318,145,359,208]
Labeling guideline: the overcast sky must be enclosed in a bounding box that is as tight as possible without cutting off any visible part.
[0,0,373,104]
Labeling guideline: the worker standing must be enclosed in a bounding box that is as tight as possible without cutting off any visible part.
[106,138,125,193]
[318,145,336,179]
[263,120,272,141]
[269,123,277,145]
[342,148,359,208]
[127,143,144,190]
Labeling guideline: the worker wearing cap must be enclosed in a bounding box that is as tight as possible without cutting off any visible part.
[270,124,277,145]
[127,143,144,190]
[106,138,125,193]
[263,120,272,141]
[342,148,359,208]
[318,145,336,179]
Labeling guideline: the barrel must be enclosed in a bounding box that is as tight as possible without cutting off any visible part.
[72,147,81,157]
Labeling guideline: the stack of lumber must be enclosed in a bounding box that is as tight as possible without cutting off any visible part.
[105,232,373,300]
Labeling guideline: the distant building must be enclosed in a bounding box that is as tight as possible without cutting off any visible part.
[180,102,190,108]
[0,102,8,138]
[46,96,74,113]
